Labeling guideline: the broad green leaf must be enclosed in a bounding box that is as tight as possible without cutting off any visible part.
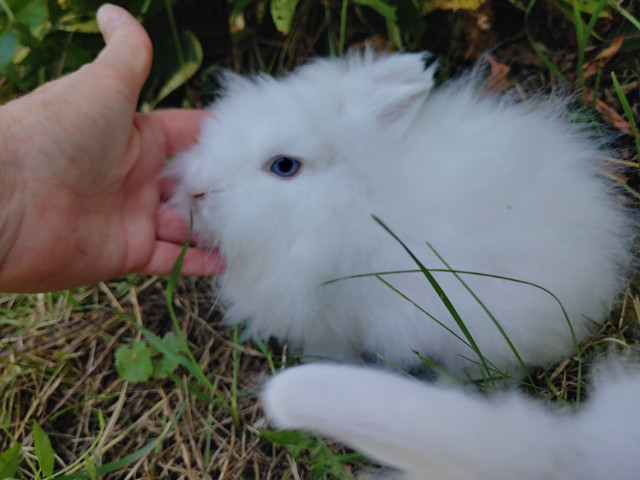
[0,29,17,70]
[114,340,153,383]
[354,0,396,21]
[152,332,183,379]
[141,30,202,111]
[13,0,48,37]
[33,420,54,478]
[270,0,299,34]
[57,12,99,33]
[0,443,21,479]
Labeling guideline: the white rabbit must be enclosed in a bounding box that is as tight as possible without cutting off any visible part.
[262,362,640,480]
[167,49,632,377]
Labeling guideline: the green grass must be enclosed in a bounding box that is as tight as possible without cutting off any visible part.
[1,0,640,478]
[327,218,593,401]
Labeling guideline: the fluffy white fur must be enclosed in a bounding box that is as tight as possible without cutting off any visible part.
[167,50,632,376]
[263,363,640,480]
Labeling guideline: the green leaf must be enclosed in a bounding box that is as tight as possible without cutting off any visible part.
[260,430,315,456]
[354,0,396,21]
[545,0,609,17]
[421,0,486,13]
[56,12,99,33]
[33,420,54,478]
[115,340,153,383]
[270,0,299,34]
[0,443,21,479]
[152,332,183,379]
[141,30,202,110]
[13,0,48,37]
[0,29,17,71]
[160,220,224,401]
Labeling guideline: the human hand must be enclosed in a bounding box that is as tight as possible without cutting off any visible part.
[0,4,224,293]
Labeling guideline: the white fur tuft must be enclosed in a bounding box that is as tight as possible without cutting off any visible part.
[263,363,640,480]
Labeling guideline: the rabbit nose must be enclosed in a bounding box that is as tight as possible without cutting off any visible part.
[192,192,206,199]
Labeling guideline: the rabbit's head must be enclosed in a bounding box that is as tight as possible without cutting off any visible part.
[168,51,438,290]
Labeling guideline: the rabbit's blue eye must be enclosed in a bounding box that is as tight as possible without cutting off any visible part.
[270,156,301,178]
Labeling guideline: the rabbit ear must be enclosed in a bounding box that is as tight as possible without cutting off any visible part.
[353,52,438,136]
[263,364,568,480]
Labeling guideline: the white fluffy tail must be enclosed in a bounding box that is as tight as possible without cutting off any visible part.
[262,364,640,480]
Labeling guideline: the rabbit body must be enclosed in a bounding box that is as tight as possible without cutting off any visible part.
[263,363,640,480]
[168,50,631,376]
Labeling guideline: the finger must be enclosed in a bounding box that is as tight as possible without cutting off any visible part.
[159,175,178,202]
[150,109,212,156]
[157,206,193,244]
[95,4,153,102]
[138,242,225,277]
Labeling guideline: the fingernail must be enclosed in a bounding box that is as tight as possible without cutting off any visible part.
[97,4,123,39]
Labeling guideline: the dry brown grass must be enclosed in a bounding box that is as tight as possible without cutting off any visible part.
[1,270,638,479]
[0,277,316,479]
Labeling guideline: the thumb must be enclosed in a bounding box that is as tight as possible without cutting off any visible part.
[95,4,153,102]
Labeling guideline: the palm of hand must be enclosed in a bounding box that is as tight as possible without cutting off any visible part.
[0,5,222,292]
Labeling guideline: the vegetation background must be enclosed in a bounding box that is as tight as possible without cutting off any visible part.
[1,0,640,478]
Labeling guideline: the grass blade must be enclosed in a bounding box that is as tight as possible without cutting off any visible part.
[611,71,640,164]
[525,0,569,84]
[54,403,187,480]
[607,0,640,31]
[374,274,471,348]
[572,0,586,88]
[372,215,492,377]
[328,268,577,350]
[571,0,608,90]
[255,339,278,375]
[0,0,14,22]
[338,0,348,56]
[164,216,220,398]
[584,0,608,39]
[426,243,535,386]
[230,325,241,425]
